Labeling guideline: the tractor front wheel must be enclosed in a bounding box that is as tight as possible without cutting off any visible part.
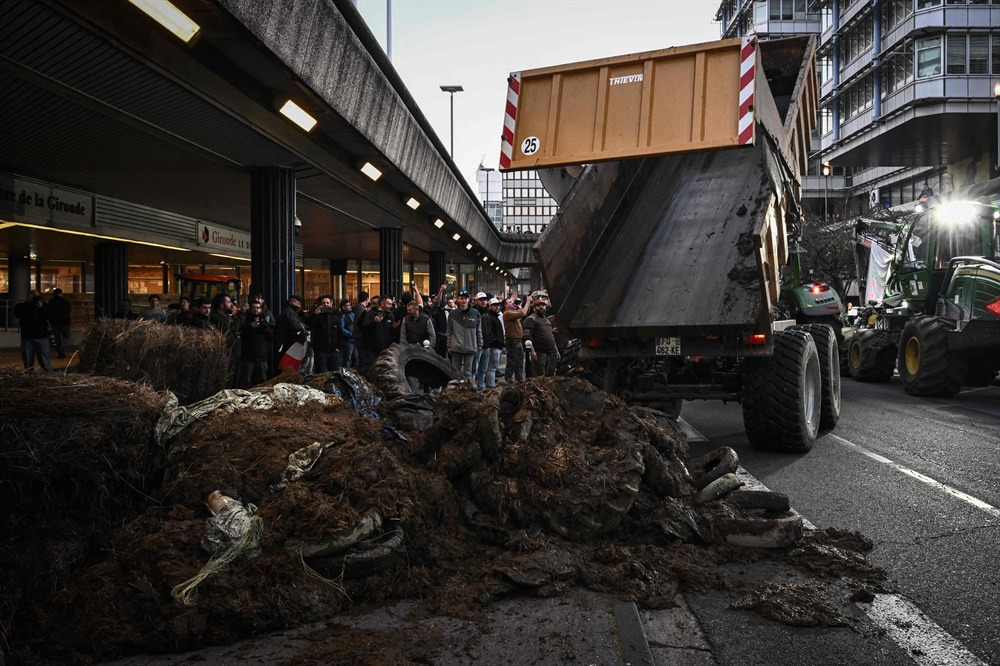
[896,316,965,396]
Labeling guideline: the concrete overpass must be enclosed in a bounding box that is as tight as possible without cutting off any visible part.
[1,0,533,318]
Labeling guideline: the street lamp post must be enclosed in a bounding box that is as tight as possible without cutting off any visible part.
[481,166,495,224]
[822,161,831,221]
[440,85,464,159]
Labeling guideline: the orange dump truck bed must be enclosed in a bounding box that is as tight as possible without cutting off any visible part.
[499,36,818,340]
[499,36,816,179]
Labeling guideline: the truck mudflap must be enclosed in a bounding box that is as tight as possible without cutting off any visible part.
[537,130,795,342]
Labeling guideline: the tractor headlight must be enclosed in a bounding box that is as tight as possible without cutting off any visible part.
[934,202,977,226]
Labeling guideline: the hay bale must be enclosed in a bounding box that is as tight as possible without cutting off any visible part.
[0,370,168,656]
[78,318,229,404]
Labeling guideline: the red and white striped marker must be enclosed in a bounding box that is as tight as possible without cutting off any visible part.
[738,36,756,145]
[499,71,521,169]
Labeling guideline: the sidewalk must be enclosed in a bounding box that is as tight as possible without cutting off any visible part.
[105,589,715,665]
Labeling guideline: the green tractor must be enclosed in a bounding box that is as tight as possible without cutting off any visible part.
[847,200,1000,395]
[778,219,846,339]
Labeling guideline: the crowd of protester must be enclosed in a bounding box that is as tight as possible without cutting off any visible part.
[13,283,560,391]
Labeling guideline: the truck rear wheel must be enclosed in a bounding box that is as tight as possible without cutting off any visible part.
[742,329,822,453]
[848,336,894,383]
[897,316,965,396]
[796,324,841,432]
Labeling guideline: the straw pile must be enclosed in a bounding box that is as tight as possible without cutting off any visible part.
[4,375,886,663]
[0,370,168,658]
[78,318,229,404]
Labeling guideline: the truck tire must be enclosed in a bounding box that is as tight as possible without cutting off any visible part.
[741,329,822,453]
[848,336,894,383]
[368,343,465,400]
[897,316,965,397]
[795,324,841,432]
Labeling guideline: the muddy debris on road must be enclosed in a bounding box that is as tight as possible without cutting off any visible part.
[1,362,887,663]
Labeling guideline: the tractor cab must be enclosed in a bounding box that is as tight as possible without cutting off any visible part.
[176,273,242,304]
[888,201,998,314]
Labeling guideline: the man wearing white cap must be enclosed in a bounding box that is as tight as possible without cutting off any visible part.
[476,297,505,389]
[470,291,489,378]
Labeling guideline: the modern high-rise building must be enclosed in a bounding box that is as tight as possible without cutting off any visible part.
[475,166,503,226]
[715,0,1000,218]
[500,169,558,234]
[476,165,558,234]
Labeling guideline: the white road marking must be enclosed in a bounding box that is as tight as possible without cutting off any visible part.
[682,420,988,664]
[859,594,987,666]
[827,433,1000,520]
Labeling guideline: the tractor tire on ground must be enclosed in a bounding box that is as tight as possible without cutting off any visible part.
[848,337,895,383]
[795,324,841,432]
[897,316,965,397]
[367,343,465,401]
[741,329,822,454]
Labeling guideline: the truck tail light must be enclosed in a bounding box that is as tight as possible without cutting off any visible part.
[986,296,1000,319]
[587,338,602,348]
[745,334,767,345]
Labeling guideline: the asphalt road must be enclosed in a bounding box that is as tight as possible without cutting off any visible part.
[681,376,1000,665]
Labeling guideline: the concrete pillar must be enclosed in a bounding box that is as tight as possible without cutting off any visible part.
[250,167,296,315]
[379,227,403,300]
[94,241,128,319]
[429,251,446,292]
[330,259,347,300]
[8,233,31,329]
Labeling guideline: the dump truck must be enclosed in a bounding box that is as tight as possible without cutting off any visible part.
[847,196,1000,394]
[499,35,837,453]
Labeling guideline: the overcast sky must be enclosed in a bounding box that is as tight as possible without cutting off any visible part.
[353,0,721,188]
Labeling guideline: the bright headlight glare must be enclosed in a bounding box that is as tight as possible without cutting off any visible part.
[935,202,977,226]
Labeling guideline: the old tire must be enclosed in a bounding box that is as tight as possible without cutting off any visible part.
[722,511,804,548]
[848,337,894,383]
[690,447,739,490]
[742,329,822,454]
[897,316,965,396]
[368,343,465,400]
[796,324,841,432]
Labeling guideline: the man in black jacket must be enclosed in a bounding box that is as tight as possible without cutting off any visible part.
[14,290,53,371]
[275,295,304,356]
[361,296,395,366]
[48,288,72,358]
[309,295,342,373]
[475,298,505,389]
[239,302,273,387]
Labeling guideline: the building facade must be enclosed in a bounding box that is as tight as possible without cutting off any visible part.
[476,166,558,235]
[716,0,1000,218]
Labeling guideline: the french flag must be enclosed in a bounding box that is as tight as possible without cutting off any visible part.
[277,328,308,371]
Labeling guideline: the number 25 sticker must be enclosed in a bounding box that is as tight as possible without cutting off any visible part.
[521,136,540,156]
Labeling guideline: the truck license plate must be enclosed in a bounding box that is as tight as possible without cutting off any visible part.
[655,337,681,356]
